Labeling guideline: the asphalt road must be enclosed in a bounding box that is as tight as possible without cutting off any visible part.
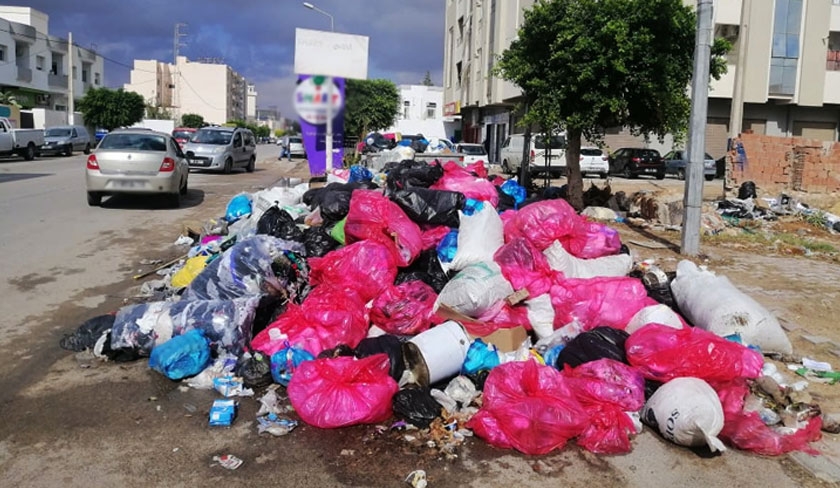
[0,151,825,487]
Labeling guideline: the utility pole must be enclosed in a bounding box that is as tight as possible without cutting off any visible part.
[67,32,74,124]
[681,0,714,256]
[728,0,751,140]
[173,23,187,120]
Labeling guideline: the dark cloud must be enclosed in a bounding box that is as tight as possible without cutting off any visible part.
[21,0,444,116]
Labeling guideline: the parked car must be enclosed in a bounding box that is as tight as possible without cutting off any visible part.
[663,150,716,181]
[579,146,609,178]
[279,135,306,159]
[0,117,44,160]
[184,127,257,173]
[455,143,488,166]
[500,133,566,177]
[608,147,665,179]
[85,129,189,207]
[40,125,92,156]
[171,127,197,149]
[95,129,108,142]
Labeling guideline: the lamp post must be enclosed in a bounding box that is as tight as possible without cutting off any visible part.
[302,2,337,172]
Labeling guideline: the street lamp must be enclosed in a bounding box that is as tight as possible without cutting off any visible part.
[301,2,337,172]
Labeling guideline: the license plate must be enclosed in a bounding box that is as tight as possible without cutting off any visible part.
[189,159,211,167]
[116,180,144,188]
[645,168,657,173]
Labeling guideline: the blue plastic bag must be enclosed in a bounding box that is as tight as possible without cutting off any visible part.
[225,193,252,222]
[149,329,211,380]
[270,343,315,386]
[348,165,374,183]
[501,180,527,209]
[436,229,459,263]
[543,344,566,370]
[462,198,484,216]
[462,339,501,375]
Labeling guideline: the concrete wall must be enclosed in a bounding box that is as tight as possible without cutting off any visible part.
[798,0,831,106]
[27,108,74,129]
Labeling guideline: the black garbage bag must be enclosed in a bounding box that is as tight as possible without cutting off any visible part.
[303,225,340,257]
[257,206,304,242]
[319,190,353,222]
[60,314,116,352]
[465,370,490,391]
[96,332,142,362]
[354,335,406,381]
[392,388,442,428]
[317,344,355,359]
[235,351,273,389]
[738,181,757,200]
[555,326,629,369]
[394,248,450,293]
[390,188,465,228]
[384,160,444,193]
[495,186,517,213]
[251,294,288,338]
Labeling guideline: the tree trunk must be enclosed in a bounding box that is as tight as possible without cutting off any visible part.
[565,127,584,211]
[520,124,532,190]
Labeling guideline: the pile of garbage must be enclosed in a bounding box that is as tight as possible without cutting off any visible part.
[61,159,834,459]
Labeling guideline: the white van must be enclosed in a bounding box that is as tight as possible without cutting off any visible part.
[499,133,566,177]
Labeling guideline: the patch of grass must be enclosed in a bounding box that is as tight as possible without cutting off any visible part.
[801,210,829,229]
[703,229,838,254]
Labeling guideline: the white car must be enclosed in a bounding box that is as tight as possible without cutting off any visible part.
[579,147,609,178]
[454,143,488,166]
[499,133,566,178]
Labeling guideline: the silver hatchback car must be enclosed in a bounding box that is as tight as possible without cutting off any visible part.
[85,129,190,207]
[184,127,257,173]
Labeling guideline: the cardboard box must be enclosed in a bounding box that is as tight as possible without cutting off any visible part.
[436,304,531,353]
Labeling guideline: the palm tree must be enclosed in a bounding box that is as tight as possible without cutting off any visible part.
[0,91,21,107]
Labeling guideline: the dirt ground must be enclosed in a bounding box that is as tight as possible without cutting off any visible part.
[2,162,840,487]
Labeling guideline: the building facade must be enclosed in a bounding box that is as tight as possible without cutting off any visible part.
[0,6,104,115]
[246,84,257,122]
[124,56,248,125]
[385,84,458,141]
[443,0,840,161]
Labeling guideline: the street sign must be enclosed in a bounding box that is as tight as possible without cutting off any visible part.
[294,28,369,80]
[293,76,343,125]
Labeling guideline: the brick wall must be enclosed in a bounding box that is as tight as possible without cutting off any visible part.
[727,133,840,194]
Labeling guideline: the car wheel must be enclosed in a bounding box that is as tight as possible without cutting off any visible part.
[246,156,256,173]
[677,169,685,181]
[179,176,188,195]
[223,158,233,174]
[168,192,181,208]
[705,175,715,181]
[501,159,511,174]
[23,143,36,161]
[83,143,91,155]
[622,165,635,179]
[64,144,73,157]
[656,171,665,180]
[87,192,102,206]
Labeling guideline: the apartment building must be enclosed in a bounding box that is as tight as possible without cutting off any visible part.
[0,6,104,113]
[443,0,840,161]
[124,56,248,124]
[246,83,257,122]
[385,84,459,141]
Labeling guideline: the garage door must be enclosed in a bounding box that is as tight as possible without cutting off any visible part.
[793,121,837,141]
[705,117,729,160]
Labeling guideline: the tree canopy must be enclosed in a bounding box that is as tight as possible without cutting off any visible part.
[77,88,145,131]
[180,113,205,128]
[496,0,729,209]
[344,79,400,139]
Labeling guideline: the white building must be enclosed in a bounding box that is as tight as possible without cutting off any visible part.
[0,6,104,120]
[124,56,248,125]
[385,84,458,141]
[246,84,257,122]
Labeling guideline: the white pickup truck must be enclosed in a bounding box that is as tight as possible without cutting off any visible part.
[0,117,44,160]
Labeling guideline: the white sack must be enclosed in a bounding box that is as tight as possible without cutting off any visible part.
[543,240,633,278]
[449,205,505,271]
[625,304,684,335]
[434,261,513,317]
[643,377,726,452]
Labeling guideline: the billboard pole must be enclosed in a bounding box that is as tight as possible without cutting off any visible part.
[303,2,336,172]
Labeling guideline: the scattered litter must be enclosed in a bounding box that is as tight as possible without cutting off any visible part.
[173,235,194,246]
[405,469,427,488]
[212,454,243,470]
[340,449,355,456]
[257,414,298,436]
[209,399,237,427]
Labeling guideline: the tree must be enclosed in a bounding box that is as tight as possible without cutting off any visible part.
[0,91,21,107]
[255,125,270,138]
[421,71,434,86]
[77,88,145,131]
[180,113,205,128]
[496,0,729,210]
[145,101,172,120]
[344,79,400,140]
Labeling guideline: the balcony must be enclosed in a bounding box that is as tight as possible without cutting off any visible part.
[16,67,32,83]
[49,73,68,88]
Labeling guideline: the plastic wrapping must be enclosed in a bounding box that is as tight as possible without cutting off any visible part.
[625,323,764,383]
[370,281,437,335]
[449,205,505,271]
[549,276,648,330]
[436,229,459,263]
[225,193,252,222]
[110,296,260,356]
[270,343,315,386]
[562,220,622,259]
[309,240,398,302]
[435,261,514,319]
[467,360,588,455]
[344,190,424,267]
[462,339,501,374]
[171,255,209,288]
[500,179,526,209]
[494,237,554,298]
[543,241,633,279]
[287,354,399,429]
[149,329,211,380]
[390,188,465,228]
[420,225,451,251]
[182,235,306,302]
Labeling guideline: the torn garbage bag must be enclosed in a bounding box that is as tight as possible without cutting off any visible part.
[271,343,315,386]
[309,240,398,303]
[149,329,211,380]
[390,187,465,228]
[467,360,588,455]
[392,388,442,428]
[435,261,514,319]
[494,237,554,298]
[344,190,424,267]
[60,314,116,352]
[182,235,306,302]
[288,354,399,429]
[370,281,437,336]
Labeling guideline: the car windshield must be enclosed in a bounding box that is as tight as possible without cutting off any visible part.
[459,145,486,155]
[99,134,167,151]
[534,135,566,149]
[172,130,194,140]
[639,149,661,158]
[192,130,232,145]
[45,128,72,137]
[580,148,603,156]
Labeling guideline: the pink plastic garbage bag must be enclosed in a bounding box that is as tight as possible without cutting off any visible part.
[309,240,397,302]
[549,276,648,330]
[503,199,580,251]
[560,220,622,259]
[344,190,423,266]
[626,323,764,383]
[467,360,589,455]
[430,162,499,207]
[370,281,437,335]
[494,237,555,298]
[288,354,399,428]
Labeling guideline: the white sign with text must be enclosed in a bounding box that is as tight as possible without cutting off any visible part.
[294,28,369,80]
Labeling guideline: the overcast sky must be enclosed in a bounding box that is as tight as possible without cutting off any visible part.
[23,0,445,118]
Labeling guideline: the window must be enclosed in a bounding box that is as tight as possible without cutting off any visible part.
[51,53,62,75]
[426,102,437,119]
[456,62,463,85]
[0,44,6,62]
[403,100,410,119]
[72,66,77,79]
[35,55,45,71]
[82,70,88,83]
[769,0,803,96]
[233,132,242,148]
[94,72,101,85]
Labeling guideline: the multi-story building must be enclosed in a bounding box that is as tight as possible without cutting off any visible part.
[124,56,248,125]
[444,0,840,161]
[246,84,257,122]
[385,84,458,141]
[0,6,104,115]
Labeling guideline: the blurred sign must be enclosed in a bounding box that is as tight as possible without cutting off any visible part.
[293,76,344,125]
[443,101,460,116]
[294,28,369,80]
[296,75,345,176]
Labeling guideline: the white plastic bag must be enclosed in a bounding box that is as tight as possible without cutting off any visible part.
[434,261,513,317]
[543,240,632,279]
[625,304,684,334]
[449,205,505,271]
[670,260,792,354]
[642,377,726,452]
[525,293,555,340]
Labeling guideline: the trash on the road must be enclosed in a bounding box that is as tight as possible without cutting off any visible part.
[404,469,427,488]
[225,193,252,222]
[212,454,243,470]
[213,376,254,397]
[149,329,211,380]
[642,377,726,452]
[209,399,238,427]
[257,413,298,436]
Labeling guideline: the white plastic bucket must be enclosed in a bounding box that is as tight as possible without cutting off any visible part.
[406,321,470,386]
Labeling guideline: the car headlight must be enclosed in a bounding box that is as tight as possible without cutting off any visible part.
[214,146,226,154]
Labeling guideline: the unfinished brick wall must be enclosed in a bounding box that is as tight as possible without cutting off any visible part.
[727,133,840,194]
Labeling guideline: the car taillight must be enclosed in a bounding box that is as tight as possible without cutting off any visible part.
[160,157,176,172]
[632,157,641,163]
[530,150,535,163]
[601,155,608,161]
[459,156,464,162]
[86,154,99,170]
[579,156,584,161]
